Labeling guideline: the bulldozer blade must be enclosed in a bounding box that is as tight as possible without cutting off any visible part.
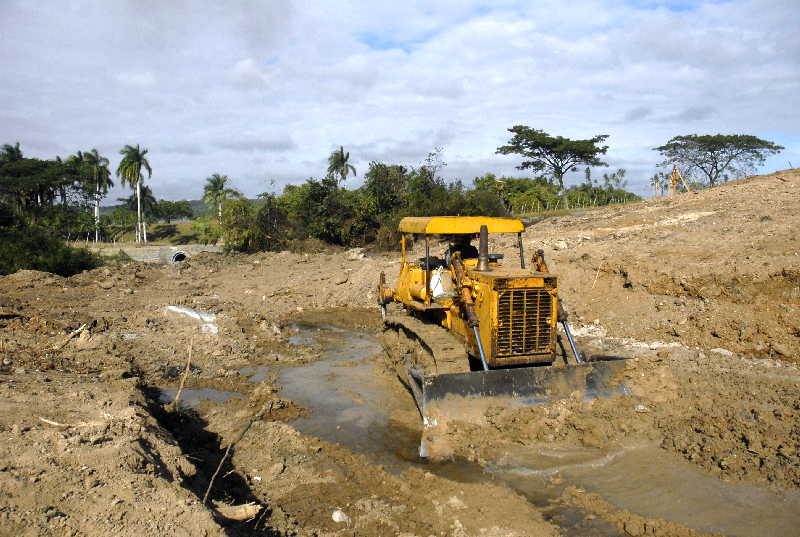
[411,358,631,458]
[411,357,631,430]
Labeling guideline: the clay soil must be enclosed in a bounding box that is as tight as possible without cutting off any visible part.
[0,168,798,536]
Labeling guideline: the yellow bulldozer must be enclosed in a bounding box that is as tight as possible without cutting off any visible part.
[378,216,628,455]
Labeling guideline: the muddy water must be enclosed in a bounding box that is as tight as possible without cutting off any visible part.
[277,324,800,537]
[492,447,800,537]
[158,387,245,409]
[277,324,422,467]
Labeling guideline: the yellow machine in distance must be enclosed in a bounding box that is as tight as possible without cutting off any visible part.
[379,216,628,453]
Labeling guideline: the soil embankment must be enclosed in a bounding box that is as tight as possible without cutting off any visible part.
[0,168,798,536]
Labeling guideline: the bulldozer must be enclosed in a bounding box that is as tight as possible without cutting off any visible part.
[377,216,629,456]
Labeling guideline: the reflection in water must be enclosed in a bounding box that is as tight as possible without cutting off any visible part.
[279,323,800,537]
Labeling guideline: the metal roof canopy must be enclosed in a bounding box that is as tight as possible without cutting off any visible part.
[398,216,524,235]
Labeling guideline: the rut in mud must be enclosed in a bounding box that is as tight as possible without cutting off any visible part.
[1,169,799,537]
[150,319,799,537]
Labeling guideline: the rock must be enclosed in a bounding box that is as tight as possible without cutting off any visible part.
[624,518,645,536]
[710,348,734,357]
[552,239,569,250]
[14,367,26,374]
[334,274,349,285]
[345,247,366,260]
[97,280,114,290]
[331,509,351,524]
[2,358,12,366]
[771,343,791,357]
[269,462,285,476]
[446,496,467,510]
[634,404,650,413]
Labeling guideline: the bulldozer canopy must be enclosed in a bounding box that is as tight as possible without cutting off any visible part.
[398,216,524,235]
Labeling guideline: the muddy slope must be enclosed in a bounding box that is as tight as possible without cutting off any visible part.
[0,168,798,536]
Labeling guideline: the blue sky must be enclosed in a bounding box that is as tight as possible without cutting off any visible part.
[1,0,797,200]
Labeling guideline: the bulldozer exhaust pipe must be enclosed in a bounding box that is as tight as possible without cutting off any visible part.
[476,224,490,271]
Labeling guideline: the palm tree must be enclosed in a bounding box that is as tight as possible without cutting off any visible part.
[84,149,113,242]
[203,173,240,223]
[649,173,665,198]
[116,144,152,243]
[326,146,356,184]
[118,185,157,218]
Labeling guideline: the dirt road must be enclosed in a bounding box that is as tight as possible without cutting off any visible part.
[0,168,797,536]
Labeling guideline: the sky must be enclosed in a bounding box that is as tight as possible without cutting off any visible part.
[1,0,798,201]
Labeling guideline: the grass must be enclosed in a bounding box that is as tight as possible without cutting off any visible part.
[76,222,201,247]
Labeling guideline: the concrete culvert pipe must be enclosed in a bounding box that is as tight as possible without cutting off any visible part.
[171,251,187,263]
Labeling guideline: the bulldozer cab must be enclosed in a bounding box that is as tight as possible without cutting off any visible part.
[397,216,529,303]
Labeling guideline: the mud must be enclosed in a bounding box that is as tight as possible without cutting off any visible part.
[276,325,800,537]
[0,168,798,536]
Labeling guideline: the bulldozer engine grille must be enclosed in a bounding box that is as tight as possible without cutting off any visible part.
[496,289,552,356]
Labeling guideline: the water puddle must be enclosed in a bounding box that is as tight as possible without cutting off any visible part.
[491,446,800,537]
[158,387,245,409]
[239,365,271,383]
[277,324,415,466]
[277,322,800,537]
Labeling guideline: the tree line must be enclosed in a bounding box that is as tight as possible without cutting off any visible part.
[0,127,784,273]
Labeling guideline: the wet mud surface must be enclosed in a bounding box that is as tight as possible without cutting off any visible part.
[271,323,800,537]
[1,169,799,536]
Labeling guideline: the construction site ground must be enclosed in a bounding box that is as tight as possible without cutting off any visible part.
[0,169,798,537]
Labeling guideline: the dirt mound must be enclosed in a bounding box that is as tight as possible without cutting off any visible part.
[509,168,800,362]
[0,371,226,537]
[1,168,798,535]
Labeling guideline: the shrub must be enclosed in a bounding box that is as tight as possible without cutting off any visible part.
[0,227,101,276]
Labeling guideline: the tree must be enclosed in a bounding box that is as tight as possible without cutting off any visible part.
[157,200,193,223]
[203,173,241,223]
[649,172,669,198]
[0,142,23,165]
[83,148,113,242]
[601,168,627,191]
[362,162,409,216]
[496,126,609,209]
[118,185,158,220]
[327,146,356,184]
[654,134,783,187]
[116,144,152,243]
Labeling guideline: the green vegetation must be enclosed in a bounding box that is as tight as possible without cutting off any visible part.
[0,142,101,275]
[203,173,241,223]
[654,134,783,186]
[0,227,100,276]
[327,146,357,184]
[5,127,778,270]
[220,148,508,252]
[474,168,638,214]
[496,126,610,209]
[116,144,152,243]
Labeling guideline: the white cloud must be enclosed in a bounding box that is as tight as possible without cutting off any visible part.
[0,0,797,201]
[115,71,157,87]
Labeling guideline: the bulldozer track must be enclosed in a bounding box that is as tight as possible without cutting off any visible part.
[382,313,471,376]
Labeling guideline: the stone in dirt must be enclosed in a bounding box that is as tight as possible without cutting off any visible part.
[332,509,352,524]
[345,247,367,260]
